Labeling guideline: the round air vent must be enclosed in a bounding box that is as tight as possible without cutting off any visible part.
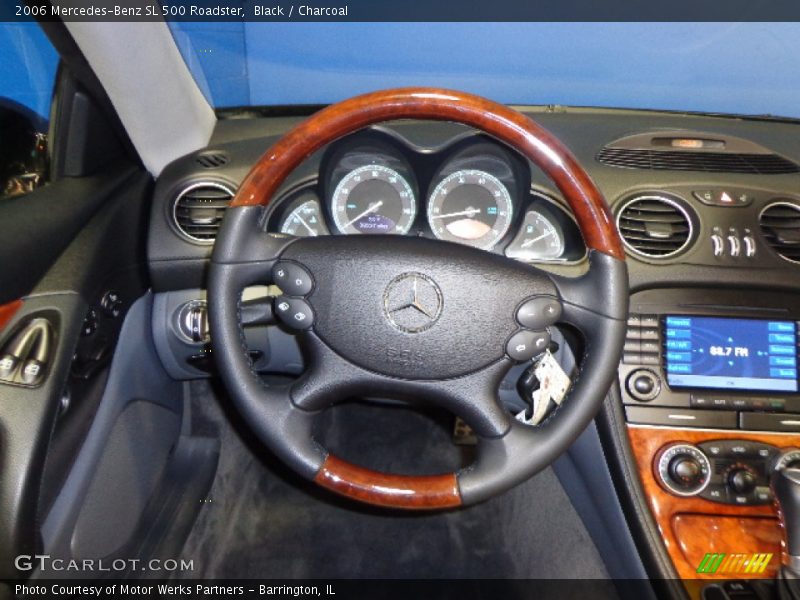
[759,201,800,264]
[616,195,694,259]
[172,182,235,244]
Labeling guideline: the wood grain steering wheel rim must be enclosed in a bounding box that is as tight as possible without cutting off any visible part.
[231,88,623,261]
[211,88,626,510]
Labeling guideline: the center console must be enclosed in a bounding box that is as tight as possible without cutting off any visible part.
[620,288,800,584]
[621,303,799,433]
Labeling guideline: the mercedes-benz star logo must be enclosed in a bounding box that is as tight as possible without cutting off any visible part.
[383,272,443,333]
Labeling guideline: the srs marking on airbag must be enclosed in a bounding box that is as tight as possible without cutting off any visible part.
[385,347,425,368]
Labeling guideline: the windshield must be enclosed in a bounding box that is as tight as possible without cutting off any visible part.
[169,22,800,119]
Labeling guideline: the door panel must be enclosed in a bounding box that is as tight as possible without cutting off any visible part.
[0,167,152,579]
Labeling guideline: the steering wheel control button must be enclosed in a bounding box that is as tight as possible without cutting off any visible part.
[273,262,313,296]
[274,296,314,330]
[516,297,562,330]
[657,443,712,497]
[506,329,550,362]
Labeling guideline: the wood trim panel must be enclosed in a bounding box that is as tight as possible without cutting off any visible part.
[231,87,625,261]
[627,425,797,581]
[314,454,462,510]
[0,299,22,333]
[673,515,781,578]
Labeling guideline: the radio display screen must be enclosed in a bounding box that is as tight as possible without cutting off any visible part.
[664,316,798,393]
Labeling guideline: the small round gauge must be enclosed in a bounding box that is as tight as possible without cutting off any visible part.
[427,169,513,249]
[280,198,330,237]
[331,165,416,235]
[505,210,565,261]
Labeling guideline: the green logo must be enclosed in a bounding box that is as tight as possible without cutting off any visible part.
[696,553,773,574]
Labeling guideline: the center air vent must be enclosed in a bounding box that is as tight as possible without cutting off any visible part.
[597,131,800,174]
[172,182,235,244]
[597,148,800,174]
[759,201,800,264]
[616,195,694,259]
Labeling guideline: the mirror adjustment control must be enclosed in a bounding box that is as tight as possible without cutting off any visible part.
[100,290,123,318]
[657,443,712,497]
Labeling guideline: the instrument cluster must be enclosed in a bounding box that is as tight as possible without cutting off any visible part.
[269,129,585,263]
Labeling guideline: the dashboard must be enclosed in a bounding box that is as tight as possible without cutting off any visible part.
[265,129,585,262]
[146,106,800,586]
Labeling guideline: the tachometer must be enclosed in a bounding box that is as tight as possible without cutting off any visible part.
[331,165,416,234]
[280,198,329,237]
[427,169,513,249]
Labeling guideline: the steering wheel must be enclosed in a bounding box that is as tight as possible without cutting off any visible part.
[208,88,628,510]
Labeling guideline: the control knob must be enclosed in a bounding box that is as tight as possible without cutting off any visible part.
[657,443,711,497]
[774,449,800,472]
[727,466,757,495]
[626,369,661,402]
[176,300,210,344]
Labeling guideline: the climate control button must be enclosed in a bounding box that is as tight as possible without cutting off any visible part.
[657,443,711,497]
[728,467,757,495]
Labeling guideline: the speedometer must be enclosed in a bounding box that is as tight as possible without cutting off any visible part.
[427,169,513,249]
[331,165,416,235]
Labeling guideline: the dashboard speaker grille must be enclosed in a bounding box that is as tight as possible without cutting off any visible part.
[616,195,694,258]
[173,182,235,243]
[195,151,229,169]
[759,201,800,263]
[597,148,800,174]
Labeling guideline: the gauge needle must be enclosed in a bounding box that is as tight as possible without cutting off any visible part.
[429,208,481,220]
[295,213,317,236]
[342,200,384,229]
[521,230,555,248]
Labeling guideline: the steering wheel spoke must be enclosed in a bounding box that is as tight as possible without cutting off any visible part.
[213,204,297,272]
[291,332,515,438]
[549,251,629,327]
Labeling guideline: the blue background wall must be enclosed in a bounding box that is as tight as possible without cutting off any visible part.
[169,22,800,118]
[0,23,58,119]
[2,22,799,119]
